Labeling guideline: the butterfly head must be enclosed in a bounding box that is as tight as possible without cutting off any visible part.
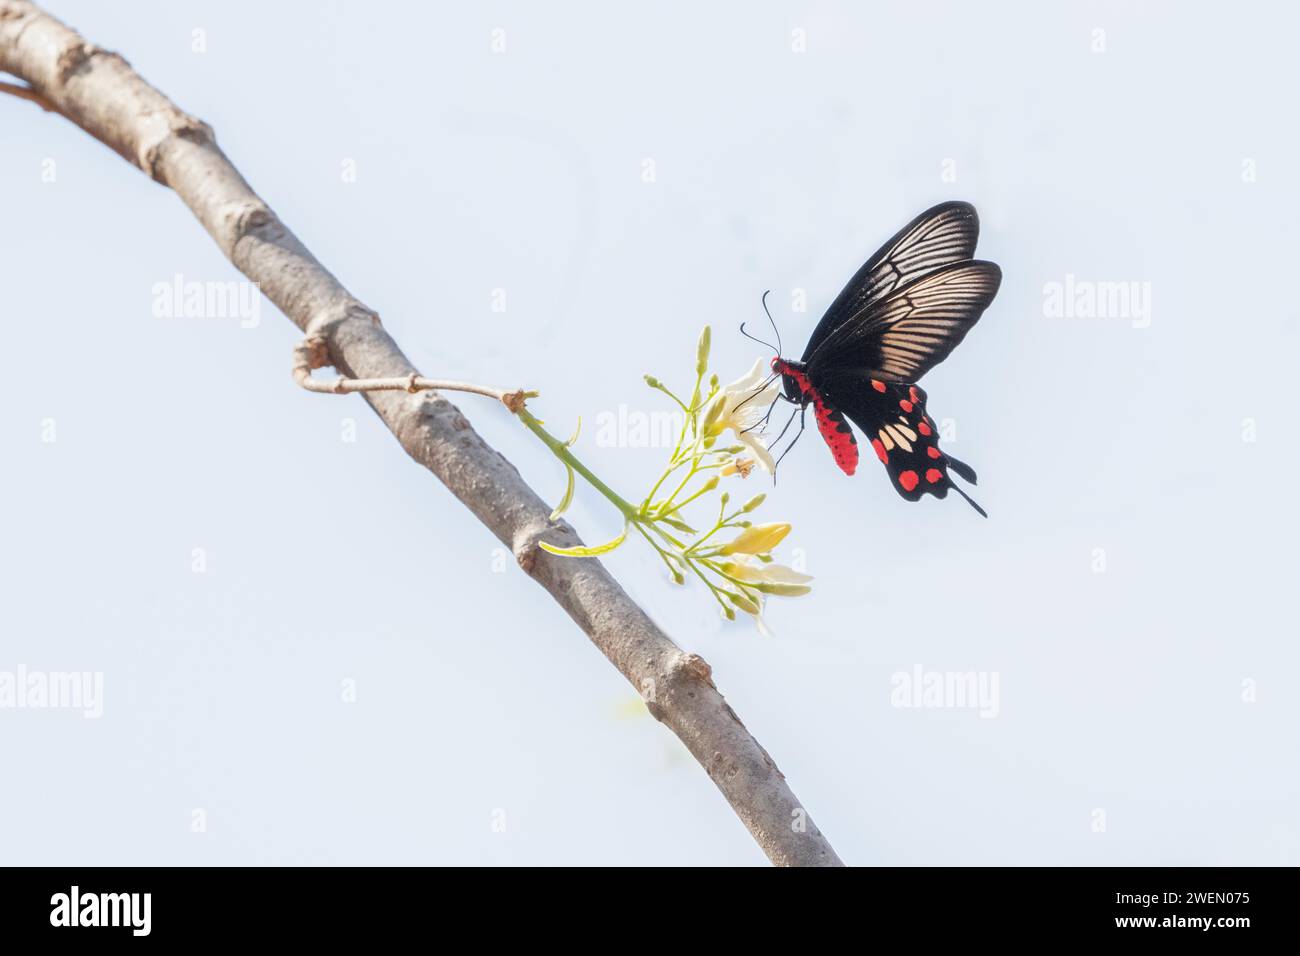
[771,357,811,405]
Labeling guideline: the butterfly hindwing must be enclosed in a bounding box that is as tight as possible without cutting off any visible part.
[821,379,986,516]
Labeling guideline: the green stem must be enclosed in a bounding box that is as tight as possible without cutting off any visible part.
[666,369,705,465]
[633,522,685,580]
[683,554,734,615]
[699,557,764,598]
[517,408,637,519]
[658,462,699,513]
[644,518,687,551]
[641,457,690,513]
[659,480,716,518]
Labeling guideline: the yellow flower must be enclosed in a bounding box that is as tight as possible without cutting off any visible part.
[718,522,791,555]
[701,359,780,472]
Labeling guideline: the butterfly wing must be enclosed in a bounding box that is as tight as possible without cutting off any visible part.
[807,260,1001,383]
[800,201,982,363]
[819,377,987,516]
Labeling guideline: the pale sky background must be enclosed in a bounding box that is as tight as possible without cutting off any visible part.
[2,1,1296,865]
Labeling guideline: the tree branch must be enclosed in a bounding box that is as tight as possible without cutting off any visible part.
[0,0,844,866]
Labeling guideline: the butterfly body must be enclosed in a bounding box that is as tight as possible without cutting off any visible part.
[762,201,1000,516]
[771,358,860,476]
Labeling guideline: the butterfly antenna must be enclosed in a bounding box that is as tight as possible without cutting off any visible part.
[738,322,777,353]
[761,289,784,356]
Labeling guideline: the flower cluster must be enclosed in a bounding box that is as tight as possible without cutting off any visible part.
[526,327,811,631]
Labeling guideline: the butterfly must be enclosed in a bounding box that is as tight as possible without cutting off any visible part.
[744,201,1001,516]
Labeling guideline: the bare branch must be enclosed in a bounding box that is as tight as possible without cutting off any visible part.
[0,0,844,866]
[291,335,535,411]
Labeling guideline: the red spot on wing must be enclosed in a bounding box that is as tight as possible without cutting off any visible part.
[900,399,914,413]
[918,420,931,436]
[871,439,888,463]
[927,446,941,459]
[909,386,920,404]
[871,379,886,393]
[898,470,919,492]
[925,468,943,484]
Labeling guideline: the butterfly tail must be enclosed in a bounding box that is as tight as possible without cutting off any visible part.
[949,481,988,518]
[945,453,978,485]
[942,453,985,516]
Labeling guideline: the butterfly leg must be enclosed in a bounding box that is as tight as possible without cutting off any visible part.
[771,404,807,483]
[766,402,801,451]
[740,391,783,436]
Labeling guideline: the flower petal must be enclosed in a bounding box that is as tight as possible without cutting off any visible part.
[723,558,813,586]
[739,433,776,474]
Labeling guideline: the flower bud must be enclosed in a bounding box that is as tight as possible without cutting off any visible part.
[696,326,712,375]
[741,493,766,513]
[700,393,725,436]
[747,581,812,597]
[718,522,791,555]
[727,591,761,615]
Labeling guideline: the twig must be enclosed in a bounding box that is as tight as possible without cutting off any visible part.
[0,77,57,112]
[290,336,534,412]
[0,0,844,866]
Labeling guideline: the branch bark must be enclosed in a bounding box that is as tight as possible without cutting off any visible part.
[0,0,844,866]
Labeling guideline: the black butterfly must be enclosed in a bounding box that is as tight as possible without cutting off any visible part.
[748,201,1001,516]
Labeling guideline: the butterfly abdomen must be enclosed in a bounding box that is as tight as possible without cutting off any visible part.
[811,392,858,475]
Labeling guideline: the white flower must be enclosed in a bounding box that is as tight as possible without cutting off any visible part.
[702,359,780,472]
[719,555,813,595]
[718,555,813,637]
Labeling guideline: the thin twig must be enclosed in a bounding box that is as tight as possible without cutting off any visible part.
[290,336,534,411]
[0,77,57,112]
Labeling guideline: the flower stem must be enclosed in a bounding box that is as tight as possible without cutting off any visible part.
[517,408,638,519]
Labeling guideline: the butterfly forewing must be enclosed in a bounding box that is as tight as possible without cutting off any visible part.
[809,260,1001,383]
[800,201,981,362]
